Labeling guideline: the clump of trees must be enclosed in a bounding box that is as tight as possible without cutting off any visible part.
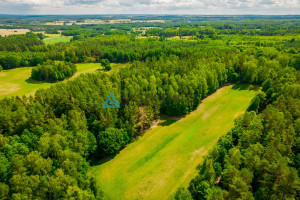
[98,128,129,155]
[31,61,77,81]
[0,53,46,69]
[100,59,111,71]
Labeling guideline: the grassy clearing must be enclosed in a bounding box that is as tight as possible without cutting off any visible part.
[43,33,72,45]
[0,63,128,98]
[91,84,258,200]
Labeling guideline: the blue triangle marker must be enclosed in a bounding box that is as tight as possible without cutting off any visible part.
[102,92,120,108]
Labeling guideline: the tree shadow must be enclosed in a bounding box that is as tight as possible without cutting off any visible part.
[25,77,61,84]
[156,114,186,127]
[158,119,177,126]
[232,83,260,91]
[90,154,117,166]
[25,77,48,84]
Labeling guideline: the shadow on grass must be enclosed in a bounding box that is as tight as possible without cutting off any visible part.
[25,77,63,84]
[91,155,116,166]
[232,83,260,91]
[158,119,177,126]
[25,77,48,84]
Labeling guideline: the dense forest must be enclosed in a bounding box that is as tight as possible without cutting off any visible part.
[185,60,300,200]
[0,16,299,199]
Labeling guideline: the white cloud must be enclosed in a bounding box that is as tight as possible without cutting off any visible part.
[0,0,299,14]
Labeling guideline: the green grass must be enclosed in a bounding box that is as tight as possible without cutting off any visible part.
[91,84,258,200]
[0,63,127,98]
[43,34,72,45]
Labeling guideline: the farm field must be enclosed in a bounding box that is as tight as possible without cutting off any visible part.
[91,84,258,200]
[0,63,127,98]
[0,28,30,36]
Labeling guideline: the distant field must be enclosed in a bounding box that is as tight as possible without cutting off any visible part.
[91,84,258,200]
[0,29,30,36]
[43,33,72,45]
[0,63,127,98]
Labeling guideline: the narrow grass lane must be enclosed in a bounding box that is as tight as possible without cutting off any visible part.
[91,84,258,200]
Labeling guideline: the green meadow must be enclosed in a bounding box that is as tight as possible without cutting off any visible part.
[0,63,127,98]
[91,84,258,200]
[43,33,72,45]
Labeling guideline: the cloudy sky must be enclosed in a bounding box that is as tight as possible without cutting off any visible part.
[0,0,299,15]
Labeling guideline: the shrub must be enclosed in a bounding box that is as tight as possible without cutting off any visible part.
[100,59,111,71]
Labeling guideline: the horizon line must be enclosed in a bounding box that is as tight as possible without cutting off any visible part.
[0,14,300,16]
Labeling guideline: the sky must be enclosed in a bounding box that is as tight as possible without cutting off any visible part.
[0,0,299,15]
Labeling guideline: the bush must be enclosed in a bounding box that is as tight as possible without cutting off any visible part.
[0,65,2,71]
[31,61,77,82]
[100,59,111,71]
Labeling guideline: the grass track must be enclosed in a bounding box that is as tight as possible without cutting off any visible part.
[91,84,258,200]
[0,63,127,98]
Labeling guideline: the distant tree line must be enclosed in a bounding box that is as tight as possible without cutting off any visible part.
[0,32,43,51]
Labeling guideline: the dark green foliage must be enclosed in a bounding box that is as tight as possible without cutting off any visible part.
[189,180,210,200]
[29,56,44,66]
[100,59,111,71]
[31,61,77,81]
[36,33,46,40]
[0,55,20,69]
[174,187,193,200]
[98,128,129,155]
[247,92,266,113]
[293,57,300,70]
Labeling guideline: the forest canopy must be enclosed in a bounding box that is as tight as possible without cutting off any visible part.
[0,16,299,200]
